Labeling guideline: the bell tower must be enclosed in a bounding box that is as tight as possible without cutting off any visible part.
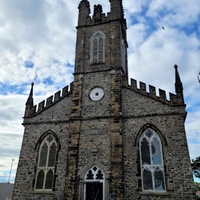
[65,0,128,199]
[74,0,128,75]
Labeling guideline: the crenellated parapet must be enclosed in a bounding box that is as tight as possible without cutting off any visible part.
[122,76,184,106]
[24,82,73,119]
[77,0,126,28]
[78,11,125,27]
[78,11,110,27]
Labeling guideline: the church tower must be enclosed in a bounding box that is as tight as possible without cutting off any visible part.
[13,0,195,199]
[65,0,127,198]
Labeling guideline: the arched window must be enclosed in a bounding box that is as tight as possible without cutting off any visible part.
[35,134,58,191]
[84,166,105,200]
[139,128,166,192]
[90,31,106,64]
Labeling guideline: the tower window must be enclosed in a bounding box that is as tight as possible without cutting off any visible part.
[90,31,106,64]
[35,134,58,191]
[139,128,166,192]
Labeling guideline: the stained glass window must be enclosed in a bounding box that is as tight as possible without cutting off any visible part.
[48,143,56,167]
[39,143,48,167]
[139,128,166,192]
[35,170,44,189]
[45,169,54,189]
[35,134,58,191]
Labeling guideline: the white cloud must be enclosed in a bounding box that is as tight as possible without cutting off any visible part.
[0,0,76,88]
[0,95,26,166]
[147,0,200,25]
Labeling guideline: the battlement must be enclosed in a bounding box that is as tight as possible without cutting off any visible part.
[79,11,126,27]
[78,1,126,28]
[30,82,73,116]
[122,76,181,105]
[79,12,110,27]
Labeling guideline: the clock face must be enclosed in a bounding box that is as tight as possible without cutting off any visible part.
[89,87,104,101]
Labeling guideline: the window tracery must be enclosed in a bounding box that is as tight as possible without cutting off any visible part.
[35,134,58,191]
[90,31,106,64]
[84,166,105,200]
[139,128,166,192]
[85,166,104,181]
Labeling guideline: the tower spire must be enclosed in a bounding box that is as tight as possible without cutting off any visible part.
[174,65,184,103]
[24,82,34,118]
[26,82,34,106]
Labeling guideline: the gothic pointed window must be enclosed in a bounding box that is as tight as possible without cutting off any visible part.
[90,31,106,64]
[139,128,166,192]
[35,134,58,191]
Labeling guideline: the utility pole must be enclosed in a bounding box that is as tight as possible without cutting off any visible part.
[8,159,15,183]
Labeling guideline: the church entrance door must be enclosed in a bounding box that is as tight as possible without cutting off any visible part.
[86,182,103,200]
[84,166,104,200]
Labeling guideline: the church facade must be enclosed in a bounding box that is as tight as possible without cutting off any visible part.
[13,0,195,199]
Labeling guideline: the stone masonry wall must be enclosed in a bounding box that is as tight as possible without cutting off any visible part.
[81,72,111,118]
[75,21,123,74]
[13,96,71,200]
[122,87,195,199]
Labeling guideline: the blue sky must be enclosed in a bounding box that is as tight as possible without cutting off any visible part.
[0,0,200,183]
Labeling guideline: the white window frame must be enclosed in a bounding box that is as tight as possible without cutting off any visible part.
[90,31,106,64]
[34,134,57,191]
[139,128,166,192]
[84,165,105,200]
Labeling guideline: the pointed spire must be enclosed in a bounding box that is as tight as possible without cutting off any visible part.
[26,82,34,106]
[24,83,34,118]
[174,65,183,93]
[174,65,184,103]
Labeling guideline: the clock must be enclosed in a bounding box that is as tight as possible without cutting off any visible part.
[89,87,104,101]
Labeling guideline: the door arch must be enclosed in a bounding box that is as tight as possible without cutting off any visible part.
[84,166,105,200]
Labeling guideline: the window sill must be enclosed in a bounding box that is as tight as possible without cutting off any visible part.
[140,191,171,196]
[31,190,54,194]
[90,62,105,66]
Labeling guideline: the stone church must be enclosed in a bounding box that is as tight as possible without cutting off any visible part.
[13,0,195,199]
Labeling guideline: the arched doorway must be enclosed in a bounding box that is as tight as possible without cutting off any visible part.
[84,166,105,200]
